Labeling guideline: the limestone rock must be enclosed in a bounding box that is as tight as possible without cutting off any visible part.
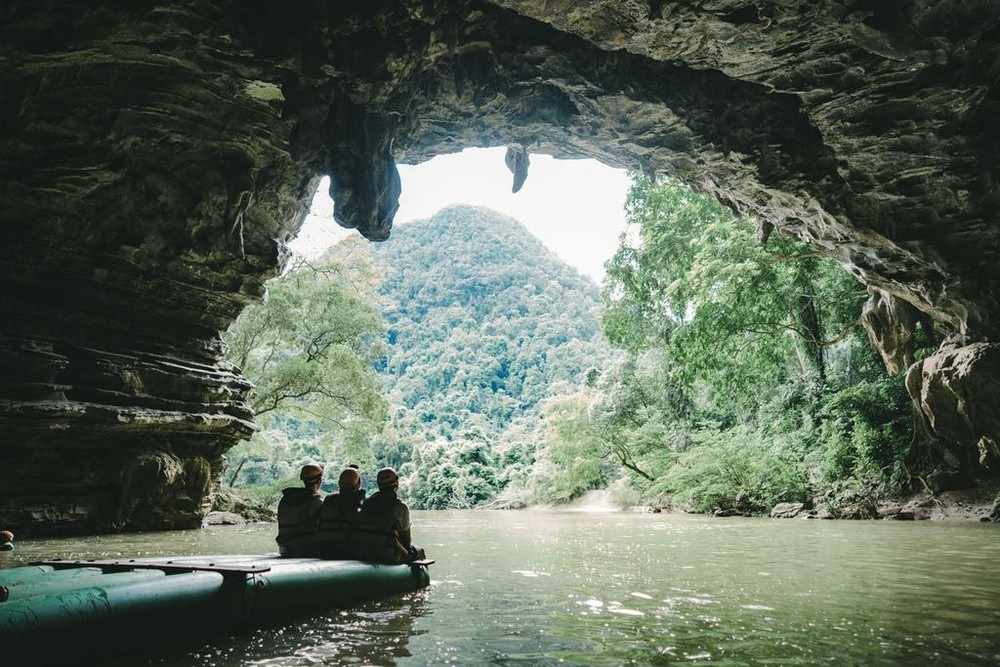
[202,511,246,526]
[861,288,919,376]
[906,343,1000,486]
[770,502,806,519]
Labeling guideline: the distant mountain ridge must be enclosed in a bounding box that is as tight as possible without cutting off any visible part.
[367,204,614,434]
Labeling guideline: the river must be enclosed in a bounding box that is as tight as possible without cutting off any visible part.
[4,510,999,665]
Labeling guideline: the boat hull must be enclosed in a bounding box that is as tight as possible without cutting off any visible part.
[0,554,431,661]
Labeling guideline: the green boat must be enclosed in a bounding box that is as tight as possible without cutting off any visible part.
[0,554,432,661]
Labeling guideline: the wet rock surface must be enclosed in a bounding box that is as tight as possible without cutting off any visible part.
[1,1,999,533]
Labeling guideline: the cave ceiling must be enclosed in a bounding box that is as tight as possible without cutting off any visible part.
[1,0,999,534]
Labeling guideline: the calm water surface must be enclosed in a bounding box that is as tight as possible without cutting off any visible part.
[4,510,999,665]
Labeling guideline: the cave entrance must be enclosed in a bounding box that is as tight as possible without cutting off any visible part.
[223,146,630,501]
[229,145,933,516]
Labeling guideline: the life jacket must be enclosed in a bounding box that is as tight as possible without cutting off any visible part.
[313,490,365,558]
[354,491,409,563]
[275,487,322,551]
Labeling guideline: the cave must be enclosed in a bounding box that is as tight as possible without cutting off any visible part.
[2,0,999,535]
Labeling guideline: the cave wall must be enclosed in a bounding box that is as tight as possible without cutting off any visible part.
[1,0,999,533]
[0,2,312,533]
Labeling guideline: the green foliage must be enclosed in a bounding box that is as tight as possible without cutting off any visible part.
[588,352,691,470]
[659,426,810,513]
[224,256,387,426]
[591,174,919,513]
[222,255,389,494]
[221,205,618,508]
[811,373,915,494]
[604,175,868,415]
[361,205,619,508]
[523,390,614,503]
[370,205,615,435]
[219,180,923,516]
[405,430,505,509]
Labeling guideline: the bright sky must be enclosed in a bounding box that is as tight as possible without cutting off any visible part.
[289,146,631,282]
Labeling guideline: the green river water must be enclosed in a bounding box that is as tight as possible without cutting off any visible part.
[3,510,998,665]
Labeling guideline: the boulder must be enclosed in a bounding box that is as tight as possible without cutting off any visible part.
[202,512,246,527]
[770,502,806,519]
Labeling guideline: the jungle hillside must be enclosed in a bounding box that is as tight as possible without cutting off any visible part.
[222,176,935,517]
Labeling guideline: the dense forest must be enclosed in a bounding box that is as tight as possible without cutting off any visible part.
[222,177,930,516]
[222,204,618,508]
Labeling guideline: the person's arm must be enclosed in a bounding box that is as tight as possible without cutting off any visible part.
[396,505,411,548]
[305,495,324,531]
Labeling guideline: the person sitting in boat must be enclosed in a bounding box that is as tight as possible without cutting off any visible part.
[0,530,13,551]
[355,467,425,563]
[313,466,367,559]
[275,463,325,557]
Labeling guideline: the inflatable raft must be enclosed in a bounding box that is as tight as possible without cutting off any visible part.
[0,554,432,661]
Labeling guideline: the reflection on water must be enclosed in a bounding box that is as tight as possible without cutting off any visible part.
[138,592,432,667]
[4,511,1000,665]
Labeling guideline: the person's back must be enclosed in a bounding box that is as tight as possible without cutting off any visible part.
[356,467,415,563]
[275,463,325,557]
[313,467,366,559]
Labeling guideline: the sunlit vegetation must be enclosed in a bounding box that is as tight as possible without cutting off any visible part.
[365,206,619,508]
[222,178,925,516]
[222,205,618,507]
[593,175,921,514]
[221,256,389,502]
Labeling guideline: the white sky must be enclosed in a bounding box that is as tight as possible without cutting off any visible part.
[289,147,631,282]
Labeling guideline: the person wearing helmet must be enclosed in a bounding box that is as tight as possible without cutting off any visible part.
[275,463,325,557]
[313,466,367,559]
[0,530,13,552]
[356,467,423,563]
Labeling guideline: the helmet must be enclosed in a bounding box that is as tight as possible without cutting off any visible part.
[376,467,399,489]
[299,463,324,483]
[338,467,361,491]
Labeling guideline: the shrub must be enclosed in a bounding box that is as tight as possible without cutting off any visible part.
[661,425,809,514]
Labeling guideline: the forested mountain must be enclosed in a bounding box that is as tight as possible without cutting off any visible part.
[369,205,612,435]
[223,204,619,508]
[348,206,620,508]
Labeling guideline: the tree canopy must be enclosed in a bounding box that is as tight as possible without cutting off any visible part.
[364,205,619,507]
[220,183,924,517]
[593,175,918,514]
[221,256,388,496]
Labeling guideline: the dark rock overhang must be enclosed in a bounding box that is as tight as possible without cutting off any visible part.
[1,0,998,534]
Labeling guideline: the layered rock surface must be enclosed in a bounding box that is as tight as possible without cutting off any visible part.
[1,1,998,533]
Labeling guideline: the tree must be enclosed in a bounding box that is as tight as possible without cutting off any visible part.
[603,175,867,417]
[523,389,612,503]
[222,255,389,490]
[595,174,917,512]
[588,352,690,481]
[404,423,505,509]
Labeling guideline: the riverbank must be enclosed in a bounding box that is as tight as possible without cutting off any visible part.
[878,482,1000,522]
[544,486,1000,523]
[213,482,1000,525]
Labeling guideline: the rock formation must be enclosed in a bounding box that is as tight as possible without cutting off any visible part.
[1,0,999,533]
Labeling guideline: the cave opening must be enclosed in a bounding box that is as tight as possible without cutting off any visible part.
[224,146,632,499]
[228,142,945,520]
